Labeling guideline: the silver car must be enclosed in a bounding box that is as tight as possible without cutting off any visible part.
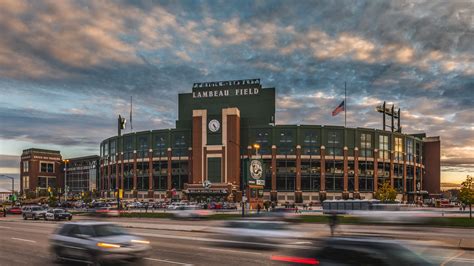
[50,221,150,265]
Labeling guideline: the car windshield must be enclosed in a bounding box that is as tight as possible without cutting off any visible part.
[54,209,64,213]
[31,207,41,211]
[92,224,127,237]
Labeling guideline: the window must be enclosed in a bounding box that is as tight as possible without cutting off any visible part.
[23,161,29,172]
[110,140,116,162]
[154,135,167,157]
[406,139,414,162]
[278,130,294,155]
[302,131,319,155]
[254,130,271,155]
[137,135,149,158]
[360,133,372,157]
[327,131,343,156]
[22,176,29,189]
[379,135,389,159]
[40,162,54,173]
[395,137,403,161]
[172,134,188,157]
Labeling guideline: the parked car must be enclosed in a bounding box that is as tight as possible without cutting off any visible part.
[45,209,72,221]
[22,206,47,220]
[6,206,22,214]
[50,222,151,265]
[126,202,143,209]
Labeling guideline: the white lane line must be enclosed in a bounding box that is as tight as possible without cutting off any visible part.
[0,226,11,229]
[440,250,465,266]
[145,257,193,265]
[11,237,36,243]
[199,247,262,256]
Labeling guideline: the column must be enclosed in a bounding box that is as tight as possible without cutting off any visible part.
[354,147,360,199]
[107,157,111,197]
[167,148,172,197]
[271,145,277,202]
[188,147,193,184]
[403,152,407,202]
[148,149,153,198]
[133,150,137,198]
[390,150,395,187]
[413,155,417,193]
[120,153,124,192]
[343,146,349,199]
[115,153,119,190]
[295,145,302,203]
[373,149,378,193]
[319,146,326,201]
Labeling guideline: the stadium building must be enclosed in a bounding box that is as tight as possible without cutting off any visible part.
[99,79,440,204]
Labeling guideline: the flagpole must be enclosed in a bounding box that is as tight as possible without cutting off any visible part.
[344,82,347,127]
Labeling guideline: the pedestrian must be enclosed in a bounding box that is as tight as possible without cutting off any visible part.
[295,206,299,213]
[2,206,6,217]
[329,212,338,236]
[257,204,261,215]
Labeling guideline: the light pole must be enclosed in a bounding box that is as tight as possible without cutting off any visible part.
[63,159,69,202]
[0,175,15,206]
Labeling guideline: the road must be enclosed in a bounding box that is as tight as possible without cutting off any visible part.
[0,216,473,265]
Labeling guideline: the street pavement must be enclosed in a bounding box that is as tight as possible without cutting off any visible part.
[0,215,473,265]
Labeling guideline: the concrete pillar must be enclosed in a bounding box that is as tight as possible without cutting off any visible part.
[271,145,277,202]
[148,148,153,198]
[295,145,302,203]
[343,147,349,199]
[373,149,378,193]
[354,147,360,199]
[319,146,326,202]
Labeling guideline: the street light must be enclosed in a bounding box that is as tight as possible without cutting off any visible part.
[0,174,15,206]
[63,159,69,202]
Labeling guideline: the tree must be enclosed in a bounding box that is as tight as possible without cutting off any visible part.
[375,181,397,202]
[459,175,474,219]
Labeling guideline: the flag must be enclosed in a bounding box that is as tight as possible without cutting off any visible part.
[332,100,345,116]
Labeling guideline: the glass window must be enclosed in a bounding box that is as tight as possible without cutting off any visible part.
[406,139,414,162]
[255,130,271,155]
[327,131,343,156]
[278,130,294,155]
[395,137,403,161]
[360,133,373,157]
[154,135,167,157]
[379,135,389,159]
[302,131,319,155]
[172,134,188,157]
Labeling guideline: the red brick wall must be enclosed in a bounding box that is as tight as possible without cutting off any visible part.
[423,140,441,194]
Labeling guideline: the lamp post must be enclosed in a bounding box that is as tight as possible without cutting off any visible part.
[0,175,15,206]
[63,159,69,202]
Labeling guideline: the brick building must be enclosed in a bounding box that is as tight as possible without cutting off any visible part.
[20,148,63,195]
[99,79,441,203]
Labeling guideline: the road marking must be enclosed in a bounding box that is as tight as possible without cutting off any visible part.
[199,247,262,256]
[11,237,36,243]
[145,257,193,265]
[0,226,11,229]
[440,250,465,266]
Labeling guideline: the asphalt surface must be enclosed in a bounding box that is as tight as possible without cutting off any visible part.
[0,215,473,266]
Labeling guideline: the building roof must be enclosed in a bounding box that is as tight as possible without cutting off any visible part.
[22,148,61,154]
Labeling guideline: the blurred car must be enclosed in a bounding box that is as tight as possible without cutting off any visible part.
[50,222,150,265]
[270,237,433,265]
[167,203,186,210]
[22,205,47,220]
[45,209,72,221]
[216,219,301,247]
[126,202,143,209]
[94,207,120,217]
[6,206,22,214]
[173,206,211,219]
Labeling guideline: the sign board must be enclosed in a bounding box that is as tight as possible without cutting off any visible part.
[244,159,265,186]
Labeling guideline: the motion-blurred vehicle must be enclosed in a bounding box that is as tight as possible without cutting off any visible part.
[270,237,433,265]
[126,202,143,209]
[167,203,186,210]
[6,206,22,214]
[22,206,47,220]
[94,207,120,217]
[216,219,301,247]
[50,222,150,265]
[173,207,211,219]
[45,209,72,221]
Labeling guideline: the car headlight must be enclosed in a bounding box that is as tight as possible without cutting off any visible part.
[97,242,121,248]
[131,239,150,244]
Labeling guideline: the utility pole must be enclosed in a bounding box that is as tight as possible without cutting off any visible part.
[118,115,126,210]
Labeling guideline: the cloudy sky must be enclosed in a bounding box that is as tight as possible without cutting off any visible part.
[0,0,473,189]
